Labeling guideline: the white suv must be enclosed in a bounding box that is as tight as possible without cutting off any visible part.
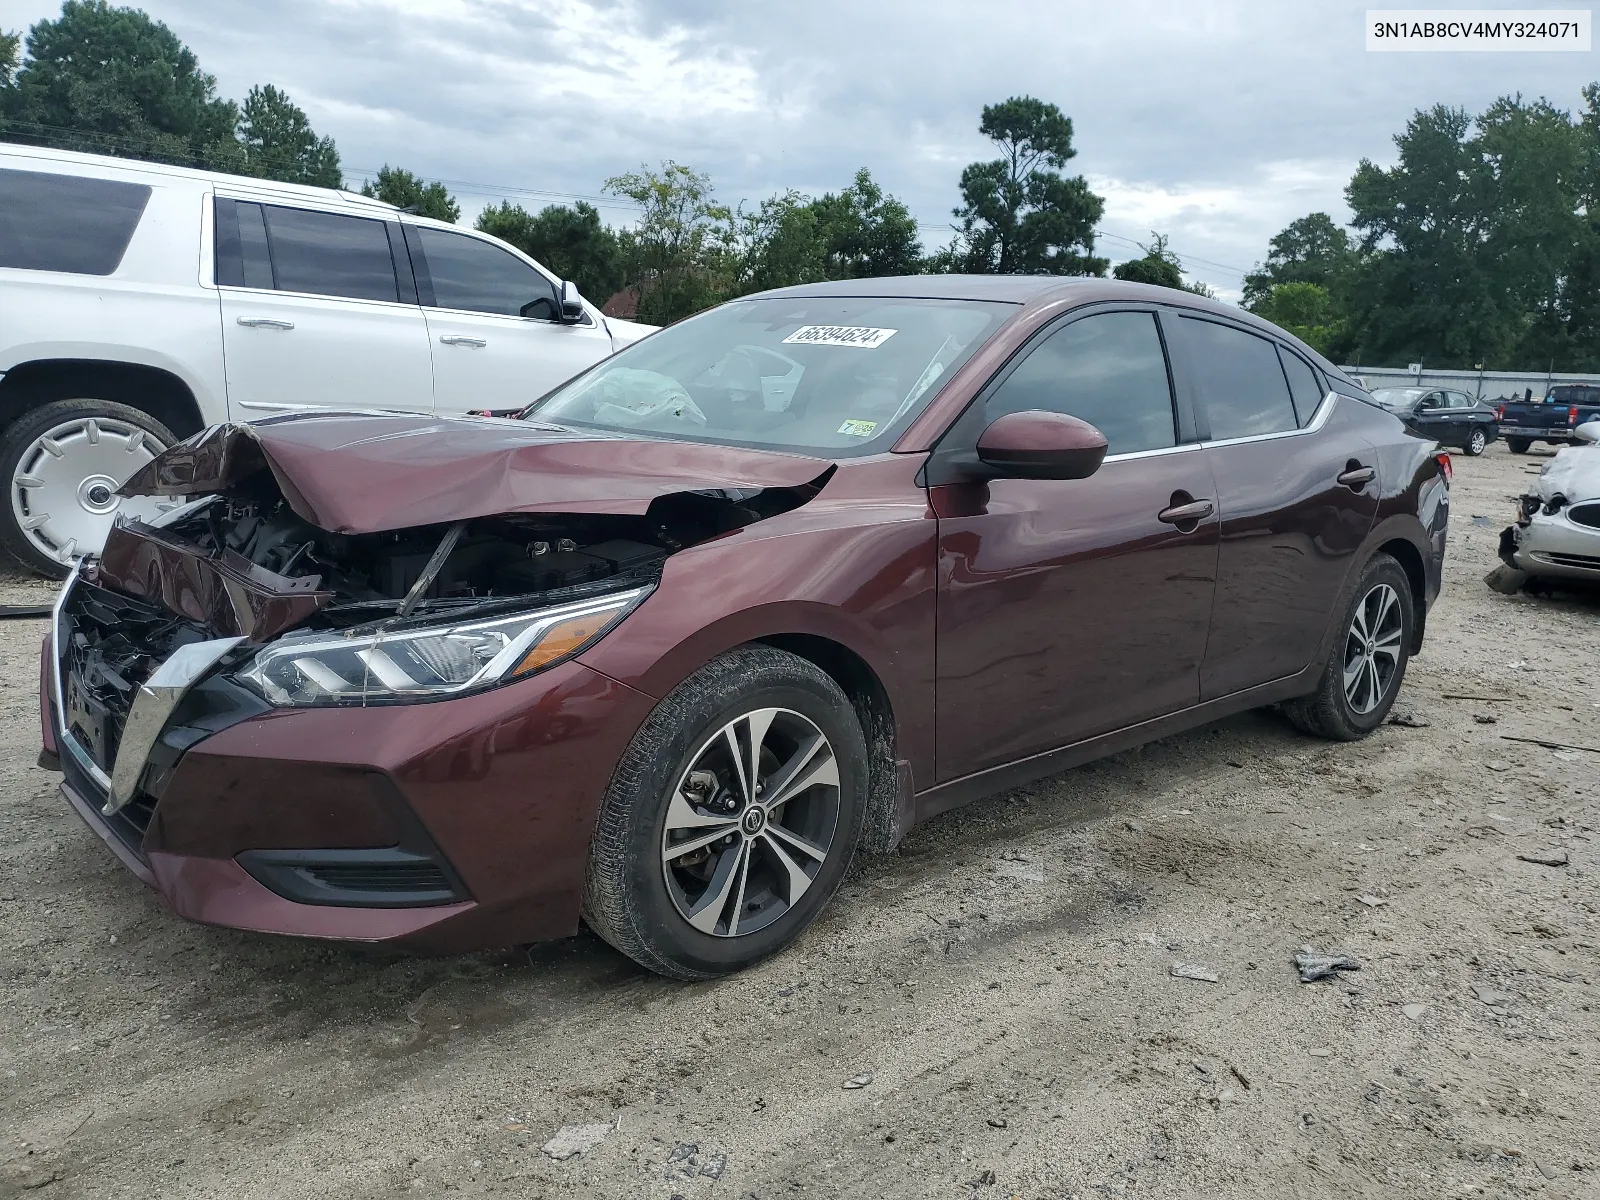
[0,144,652,576]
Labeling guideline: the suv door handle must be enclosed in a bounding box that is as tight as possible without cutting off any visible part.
[1338,465,1376,489]
[236,317,294,330]
[1157,499,1214,524]
[440,335,487,347]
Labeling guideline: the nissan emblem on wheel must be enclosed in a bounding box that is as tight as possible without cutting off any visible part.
[38,276,1448,979]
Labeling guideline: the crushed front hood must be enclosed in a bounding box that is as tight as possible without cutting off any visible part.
[120,413,832,534]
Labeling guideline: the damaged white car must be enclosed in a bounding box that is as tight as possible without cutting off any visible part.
[1497,419,1600,586]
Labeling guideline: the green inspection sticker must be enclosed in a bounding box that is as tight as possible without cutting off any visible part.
[837,419,878,437]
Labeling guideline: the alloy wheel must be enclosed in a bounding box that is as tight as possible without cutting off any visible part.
[9,416,168,564]
[1343,583,1404,715]
[662,707,841,938]
[1469,429,1486,454]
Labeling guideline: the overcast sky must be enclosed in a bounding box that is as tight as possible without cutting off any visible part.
[3,0,1597,298]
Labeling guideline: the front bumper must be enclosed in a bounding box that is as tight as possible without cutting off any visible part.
[43,577,657,953]
[1502,511,1600,581]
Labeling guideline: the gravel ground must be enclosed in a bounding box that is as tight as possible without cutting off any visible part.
[1,442,1596,1200]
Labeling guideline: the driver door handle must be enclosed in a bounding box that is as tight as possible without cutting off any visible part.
[1157,499,1214,524]
[235,317,294,330]
[440,335,487,347]
[1338,466,1376,488]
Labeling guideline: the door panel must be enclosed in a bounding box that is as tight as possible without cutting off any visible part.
[1199,399,1381,698]
[406,224,613,413]
[219,288,435,415]
[933,453,1219,780]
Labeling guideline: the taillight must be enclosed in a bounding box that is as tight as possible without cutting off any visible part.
[1570,405,1580,425]
[1435,451,1452,484]
[1496,404,1505,419]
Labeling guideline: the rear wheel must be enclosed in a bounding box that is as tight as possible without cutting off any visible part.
[0,399,175,577]
[1465,427,1487,456]
[1283,553,1413,741]
[1506,437,1530,454]
[583,646,867,980]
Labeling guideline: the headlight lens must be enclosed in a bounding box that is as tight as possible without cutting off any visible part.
[236,587,649,707]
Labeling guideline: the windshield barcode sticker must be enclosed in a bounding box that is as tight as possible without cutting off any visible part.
[782,325,897,348]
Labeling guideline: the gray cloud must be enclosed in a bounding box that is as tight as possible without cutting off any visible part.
[2,0,1595,296]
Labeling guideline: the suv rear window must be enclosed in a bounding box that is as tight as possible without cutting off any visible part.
[0,167,151,275]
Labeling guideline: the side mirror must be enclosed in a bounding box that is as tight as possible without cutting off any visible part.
[976,410,1108,480]
[1575,419,1600,445]
[558,280,584,323]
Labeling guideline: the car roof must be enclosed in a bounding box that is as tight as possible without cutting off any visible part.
[740,275,1357,387]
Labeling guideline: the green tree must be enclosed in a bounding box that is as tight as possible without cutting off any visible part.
[360,165,459,222]
[475,199,625,303]
[950,96,1107,275]
[237,84,340,187]
[0,28,19,90]
[1111,233,1184,289]
[810,168,922,278]
[1,0,242,168]
[1251,282,1343,355]
[605,161,735,324]
[734,190,827,293]
[1241,213,1358,308]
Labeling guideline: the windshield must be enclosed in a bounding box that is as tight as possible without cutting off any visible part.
[1370,388,1426,411]
[528,296,1014,455]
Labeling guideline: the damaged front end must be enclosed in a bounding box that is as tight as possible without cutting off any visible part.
[1493,441,1600,591]
[51,414,830,826]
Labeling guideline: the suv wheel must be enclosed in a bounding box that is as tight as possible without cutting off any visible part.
[1506,437,1530,454]
[1465,428,1487,456]
[583,646,867,980]
[1283,553,1414,741]
[0,399,175,577]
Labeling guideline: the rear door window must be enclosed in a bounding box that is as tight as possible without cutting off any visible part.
[260,204,400,302]
[413,227,558,318]
[0,167,151,275]
[1181,318,1298,440]
[1276,347,1325,426]
[985,311,1176,456]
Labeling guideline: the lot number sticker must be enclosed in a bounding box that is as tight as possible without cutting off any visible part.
[782,325,898,348]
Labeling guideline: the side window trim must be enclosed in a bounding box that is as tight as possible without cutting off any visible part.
[923,301,1187,485]
[1166,311,1318,446]
[386,221,419,305]
[400,223,436,307]
[1273,343,1326,428]
[212,196,243,287]
[237,200,410,305]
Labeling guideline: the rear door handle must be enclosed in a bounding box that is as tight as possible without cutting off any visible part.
[1157,499,1214,524]
[440,335,487,347]
[235,317,294,330]
[1338,466,1376,488]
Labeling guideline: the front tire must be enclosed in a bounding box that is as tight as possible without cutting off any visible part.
[583,646,868,980]
[1283,553,1414,742]
[0,399,175,577]
[1507,437,1530,454]
[1465,428,1487,456]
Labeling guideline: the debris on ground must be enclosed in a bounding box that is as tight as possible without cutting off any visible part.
[1357,894,1388,908]
[1501,733,1600,756]
[541,1123,612,1161]
[1386,709,1431,728]
[996,860,1045,883]
[1471,984,1514,1007]
[842,1071,874,1090]
[1486,760,1511,772]
[699,1154,726,1178]
[1170,963,1219,983]
[1484,563,1531,594]
[668,1143,697,1163]
[1402,1004,1428,1021]
[1294,946,1361,983]
[1474,714,1498,724]
[1308,1048,1332,1058]
[1517,849,1571,867]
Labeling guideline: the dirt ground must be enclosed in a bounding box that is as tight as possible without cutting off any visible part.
[1,441,1596,1200]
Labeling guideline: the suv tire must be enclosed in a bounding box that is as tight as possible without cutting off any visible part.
[1283,553,1414,742]
[583,646,868,980]
[1506,437,1530,454]
[0,399,175,578]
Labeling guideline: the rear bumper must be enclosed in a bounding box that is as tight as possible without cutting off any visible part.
[1501,426,1574,441]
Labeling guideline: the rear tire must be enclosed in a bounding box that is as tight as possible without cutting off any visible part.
[0,398,175,578]
[1506,437,1530,454]
[1283,553,1414,742]
[1465,428,1487,456]
[583,646,868,980]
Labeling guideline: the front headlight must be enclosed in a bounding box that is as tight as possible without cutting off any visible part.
[236,587,649,707]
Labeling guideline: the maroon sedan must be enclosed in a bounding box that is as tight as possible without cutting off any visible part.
[40,277,1449,979]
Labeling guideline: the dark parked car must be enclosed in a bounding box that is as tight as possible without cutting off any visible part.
[1494,383,1600,453]
[40,277,1450,979]
[1369,386,1499,455]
